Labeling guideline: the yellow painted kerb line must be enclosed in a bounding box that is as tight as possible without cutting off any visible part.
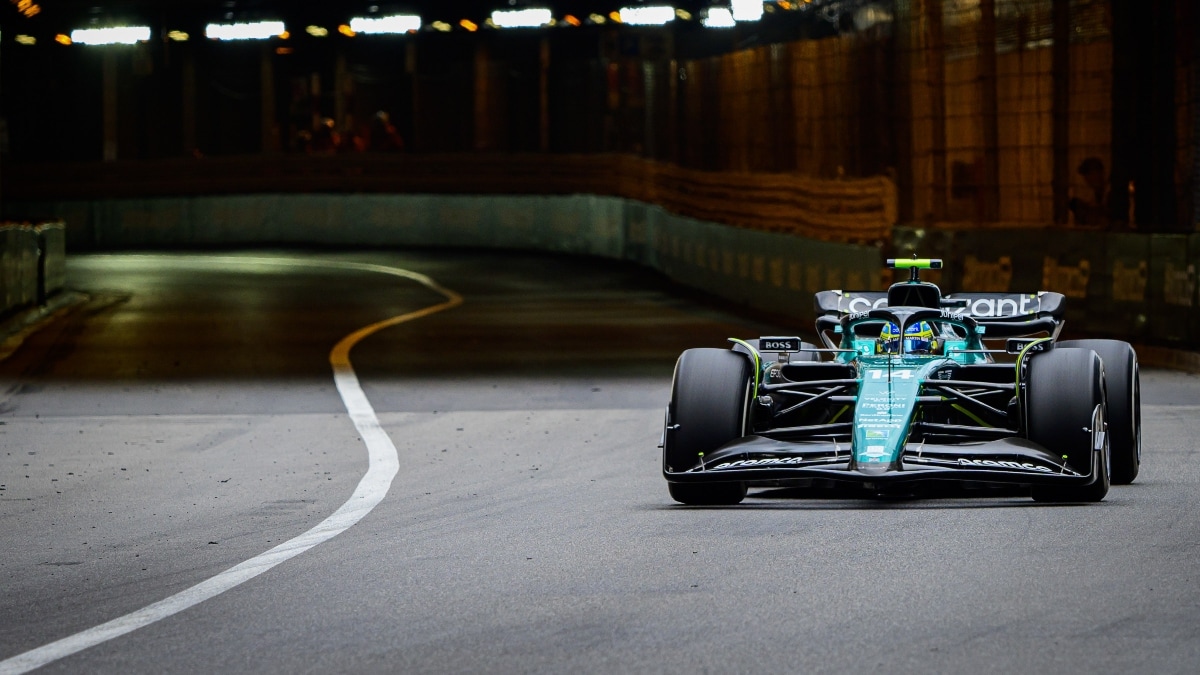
[328,261,464,370]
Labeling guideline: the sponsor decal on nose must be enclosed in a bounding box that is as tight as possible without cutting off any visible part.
[957,458,1053,473]
[713,456,806,469]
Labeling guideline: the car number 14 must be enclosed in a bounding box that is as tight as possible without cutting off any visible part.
[868,369,913,380]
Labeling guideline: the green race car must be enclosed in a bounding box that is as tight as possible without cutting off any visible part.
[661,258,1141,505]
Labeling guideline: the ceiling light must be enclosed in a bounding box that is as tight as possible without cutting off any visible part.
[732,0,765,21]
[205,21,286,40]
[348,14,421,34]
[491,8,552,28]
[71,26,152,45]
[618,6,675,25]
[703,8,736,28]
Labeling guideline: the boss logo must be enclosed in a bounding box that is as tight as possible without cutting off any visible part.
[760,337,800,352]
[1006,338,1050,354]
[714,457,806,469]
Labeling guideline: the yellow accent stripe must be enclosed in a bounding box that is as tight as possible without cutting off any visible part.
[890,258,942,270]
[1013,338,1055,424]
[1015,338,1055,387]
[952,403,992,428]
[728,338,761,398]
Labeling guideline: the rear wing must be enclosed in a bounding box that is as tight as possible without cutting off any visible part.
[814,290,1066,338]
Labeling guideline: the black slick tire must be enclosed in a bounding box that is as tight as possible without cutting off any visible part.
[1026,348,1110,503]
[1057,339,1140,484]
[664,348,751,506]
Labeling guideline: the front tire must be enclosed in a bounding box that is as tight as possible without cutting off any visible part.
[1026,348,1110,503]
[1057,339,1140,484]
[664,348,752,505]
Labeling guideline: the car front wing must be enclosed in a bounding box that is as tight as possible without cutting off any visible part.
[663,435,1104,488]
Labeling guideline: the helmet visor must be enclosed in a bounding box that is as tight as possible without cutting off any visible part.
[903,337,932,353]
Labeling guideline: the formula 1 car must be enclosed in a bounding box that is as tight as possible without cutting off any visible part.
[661,258,1141,504]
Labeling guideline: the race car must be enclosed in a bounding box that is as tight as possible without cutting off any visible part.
[661,258,1141,505]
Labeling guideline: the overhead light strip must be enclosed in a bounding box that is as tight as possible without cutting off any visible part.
[618,6,676,26]
[70,26,151,45]
[347,15,421,34]
[732,0,765,22]
[703,8,737,28]
[205,21,286,41]
[491,8,553,28]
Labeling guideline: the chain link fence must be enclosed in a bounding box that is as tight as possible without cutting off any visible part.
[663,0,1192,230]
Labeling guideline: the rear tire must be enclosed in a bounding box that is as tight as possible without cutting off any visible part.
[664,348,752,505]
[1026,348,1110,503]
[1057,339,1140,484]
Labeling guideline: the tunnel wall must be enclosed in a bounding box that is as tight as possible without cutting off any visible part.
[8,198,1197,349]
[893,227,1200,347]
[0,221,66,317]
[7,194,883,326]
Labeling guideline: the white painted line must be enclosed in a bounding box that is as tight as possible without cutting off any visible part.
[0,256,462,675]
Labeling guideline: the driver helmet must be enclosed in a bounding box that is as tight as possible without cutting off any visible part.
[878,320,936,354]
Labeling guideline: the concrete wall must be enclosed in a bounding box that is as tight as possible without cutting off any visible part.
[6,198,1198,350]
[894,226,1199,347]
[0,221,65,316]
[8,194,882,325]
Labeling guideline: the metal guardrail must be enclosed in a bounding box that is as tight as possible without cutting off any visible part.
[0,221,65,316]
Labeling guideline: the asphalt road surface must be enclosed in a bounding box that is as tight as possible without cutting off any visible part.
[1,250,1198,674]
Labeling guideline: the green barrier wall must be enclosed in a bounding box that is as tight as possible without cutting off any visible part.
[7,195,879,327]
[0,224,40,314]
[1103,234,1152,342]
[1148,236,1193,344]
[9,196,1198,349]
[36,222,68,301]
[0,220,65,316]
[895,226,1198,348]
[1190,234,1200,344]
